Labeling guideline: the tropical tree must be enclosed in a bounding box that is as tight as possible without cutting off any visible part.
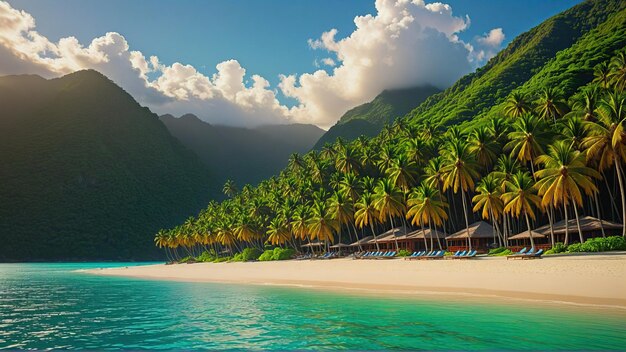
[223,179,238,198]
[501,172,542,249]
[583,90,626,236]
[505,113,550,176]
[535,142,601,244]
[307,201,339,250]
[609,50,626,91]
[373,177,406,250]
[504,92,532,117]
[406,182,448,251]
[472,173,505,246]
[355,192,381,250]
[441,140,480,250]
[468,126,499,170]
[536,87,569,124]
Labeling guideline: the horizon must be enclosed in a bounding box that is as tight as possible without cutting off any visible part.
[2,0,580,129]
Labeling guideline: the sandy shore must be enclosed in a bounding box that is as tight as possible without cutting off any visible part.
[86,253,626,308]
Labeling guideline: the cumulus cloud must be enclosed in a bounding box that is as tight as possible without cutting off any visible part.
[0,0,505,129]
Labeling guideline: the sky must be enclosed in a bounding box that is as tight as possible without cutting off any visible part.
[1,0,581,129]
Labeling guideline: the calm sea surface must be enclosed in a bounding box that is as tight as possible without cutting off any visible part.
[0,262,624,350]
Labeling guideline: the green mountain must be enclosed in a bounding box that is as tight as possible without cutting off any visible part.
[313,85,440,149]
[160,114,324,187]
[407,0,626,128]
[0,70,215,261]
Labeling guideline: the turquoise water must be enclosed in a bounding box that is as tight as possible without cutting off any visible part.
[0,263,624,350]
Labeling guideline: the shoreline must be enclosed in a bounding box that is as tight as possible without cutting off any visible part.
[85,254,626,309]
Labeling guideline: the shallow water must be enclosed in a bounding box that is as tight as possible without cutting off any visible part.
[0,263,624,350]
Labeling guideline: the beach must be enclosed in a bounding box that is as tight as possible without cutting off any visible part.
[87,254,626,308]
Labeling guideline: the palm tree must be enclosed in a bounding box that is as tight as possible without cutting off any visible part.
[441,139,480,250]
[406,182,449,251]
[536,87,569,124]
[355,192,381,251]
[372,177,406,250]
[307,200,339,250]
[609,50,626,91]
[505,113,550,176]
[266,217,291,247]
[472,174,505,246]
[504,92,532,118]
[535,142,601,244]
[327,191,354,246]
[468,126,499,170]
[566,87,599,122]
[335,145,361,174]
[583,90,626,237]
[223,179,238,198]
[593,62,611,89]
[501,172,542,249]
[387,154,418,192]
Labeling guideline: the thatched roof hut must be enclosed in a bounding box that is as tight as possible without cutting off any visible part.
[349,235,373,247]
[367,227,409,243]
[445,221,495,240]
[534,216,622,236]
[301,241,325,248]
[508,231,547,240]
[408,228,448,239]
[329,243,351,249]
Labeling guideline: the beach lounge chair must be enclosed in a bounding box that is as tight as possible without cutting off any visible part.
[420,250,443,260]
[379,251,396,259]
[449,250,466,259]
[521,248,543,260]
[406,251,424,260]
[458,249,477,259]
[506,247,529,260]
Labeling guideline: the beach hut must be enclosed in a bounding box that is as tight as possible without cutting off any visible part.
[507,231,550,252]
[407,228,448,251]
[365,227,410,250]
[533,216,622,244]
[445,221,495,253]
[329,243,352,255]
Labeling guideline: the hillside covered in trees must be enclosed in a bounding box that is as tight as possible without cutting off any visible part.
[154,0,626,260]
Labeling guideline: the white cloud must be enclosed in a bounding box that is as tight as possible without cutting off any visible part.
[0,0,505,129]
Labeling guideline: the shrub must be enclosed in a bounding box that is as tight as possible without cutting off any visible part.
[488,247,507,255]
[567,236,626,253]
[213,256,231,263]
[258,250,274,261]
[178,256,193,263]
[241,247,262,261]
[492,249,513,256]
[397,249,411,257]
[271,247,295,260]
[231,253,244,262]
[196,251,216,262]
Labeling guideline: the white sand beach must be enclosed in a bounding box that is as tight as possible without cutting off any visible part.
[87,254,626,308]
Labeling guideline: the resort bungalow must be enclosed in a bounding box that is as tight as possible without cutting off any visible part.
[445,221,496,254]
[364,227,409,251]
[508,231,550,252]
[407,228,448,252]
[532,216,622,245]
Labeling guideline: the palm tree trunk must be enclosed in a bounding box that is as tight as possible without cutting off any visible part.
[593,191,606,237]
[602,170,622,222]
[547,205,556,247]
[389,214,400,251]
[351,223,363,251]
[524,212,536,249]
[461,190,472,251]
[614,159,626,237]
[421,223,429,252]
[573,204,584,244]
[563,202,569,246]
[429,215,443,250]
[370,222,380,251]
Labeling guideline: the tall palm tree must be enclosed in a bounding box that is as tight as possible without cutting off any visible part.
[501,172,542,249]
[307,200,339,250]
[535,142,601,244]
[566,87,599,122]
[505,113,550,176]
[468,126,499,170]
[472,174,505,246]
[609,50,626,91]
[583,90,626,237]
[504,92,532,118]
[441,140,480,250]
[223,179,238,198]
[335,145,361,174]
[536,87,569,124]
[355,192,381,251]
[266,217,291,247]
[593,62,611,89]
[327,191,354,245]
[387,154,419,192]
[406,182,449,251]
[373,177,406,250]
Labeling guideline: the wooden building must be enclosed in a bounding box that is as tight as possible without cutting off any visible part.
[445,221,496,253]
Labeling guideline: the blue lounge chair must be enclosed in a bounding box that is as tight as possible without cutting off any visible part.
[522,248,543,259]
[508,247,535,260]
[458,250,477,259]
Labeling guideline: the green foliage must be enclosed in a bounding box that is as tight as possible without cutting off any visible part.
[258,250,275,261]
[545,242,568,255]
[492,249,513,256]
[231,253,244,262]
[488,247,508,255]
[178,256,193,263]
[241,247,263,261]
[197,251,216,262]
[397,249,411,257]
[271,248,295,260]
[213,257,231,263]
[567,236,626,253]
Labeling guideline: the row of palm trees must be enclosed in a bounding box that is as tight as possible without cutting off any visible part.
[154,50,626,261]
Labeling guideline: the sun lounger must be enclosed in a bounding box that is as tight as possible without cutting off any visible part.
[378,251,396,259]
[458,249,477,259]
[506,247,529,260]
[521,248,543,259]
[449,250,466,259]
[406,251,424,260]
[419,250,444,260]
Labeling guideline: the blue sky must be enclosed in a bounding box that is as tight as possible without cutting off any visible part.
[7,0,581,87]
[2,0,583,127]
